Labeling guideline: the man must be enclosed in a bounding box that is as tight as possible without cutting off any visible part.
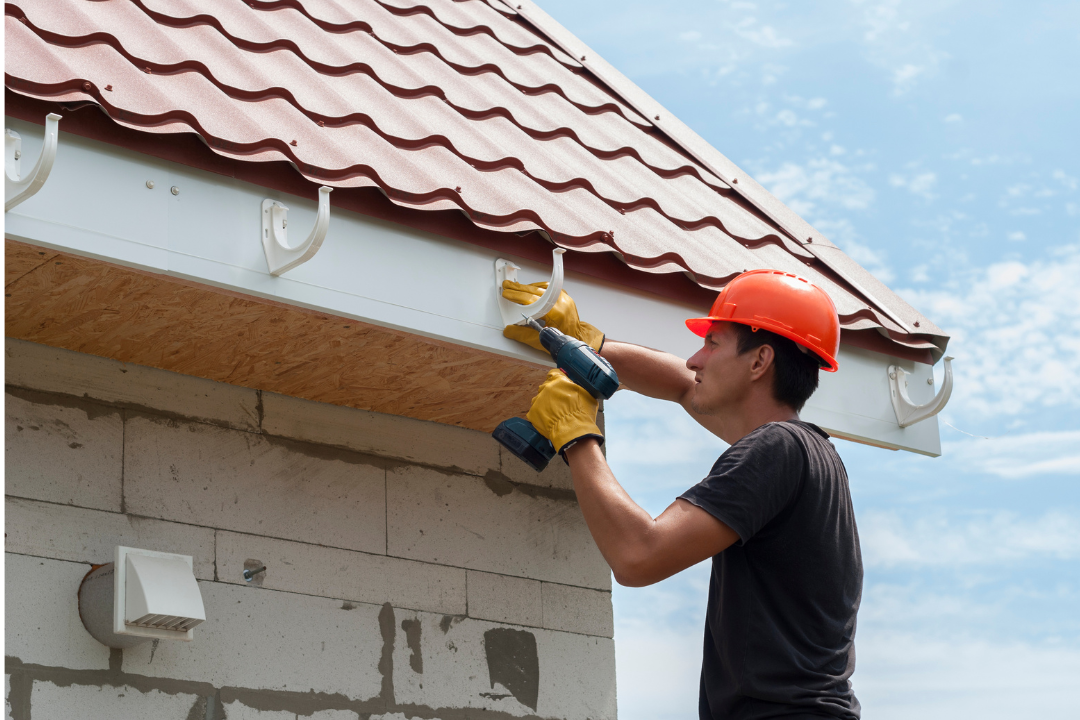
[502,270,863,719]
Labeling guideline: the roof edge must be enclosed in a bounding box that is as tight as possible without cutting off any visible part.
[512,0,946,346]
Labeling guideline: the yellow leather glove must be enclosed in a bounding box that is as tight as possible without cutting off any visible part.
[526,370,604,454]
[502,281,605,352]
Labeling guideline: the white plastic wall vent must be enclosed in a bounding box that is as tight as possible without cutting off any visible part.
[79,546,206,648]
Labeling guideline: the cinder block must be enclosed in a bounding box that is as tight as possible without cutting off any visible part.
[5,338,260,431]
[30,681,201,720]
[217,531,466,615]
[262,391,500,477]
[466,571,542,627]
[498,445,575,492]
[221,701,295,720]
[4,390,122,511]
[542,583,614,638]
[124,415,386,553]
[4,553,111,670]
[391,608,616,720]
[5,497,215,580]
[387,466,610,590]
[126,581,384,699]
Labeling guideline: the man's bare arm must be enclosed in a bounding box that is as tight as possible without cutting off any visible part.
[564,439,738,586]
[600,339,727,438]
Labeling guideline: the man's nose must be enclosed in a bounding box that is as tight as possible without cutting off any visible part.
[687,349,704,372]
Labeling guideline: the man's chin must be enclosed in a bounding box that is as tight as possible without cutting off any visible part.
[689,393,714,416]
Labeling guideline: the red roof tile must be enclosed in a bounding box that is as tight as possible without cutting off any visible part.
[4,0,947,356]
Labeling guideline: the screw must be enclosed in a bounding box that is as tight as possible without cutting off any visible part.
[170,186,179,195]
[14,150,21,160]
[927,377,934,385]
[732,178,738,184]
[654,115,660,121]
[580,55,586,61]
[455,186,462,192]
[290,139,298,146]
[914,321,921,327]
[105,84,113,91]
[243,565,266,582]
[82,82,92,91]
[146,180,155,189]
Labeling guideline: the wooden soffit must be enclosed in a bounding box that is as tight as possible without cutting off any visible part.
[4,239,546,431]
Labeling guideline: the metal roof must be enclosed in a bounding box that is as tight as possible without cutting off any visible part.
[4,0,947,357]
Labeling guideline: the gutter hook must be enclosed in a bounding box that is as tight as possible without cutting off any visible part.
[262,186,332,276]
[5,113,62,212]
[496,248,566,326]
[888,357,954,428]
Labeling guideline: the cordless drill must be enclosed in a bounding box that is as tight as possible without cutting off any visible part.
[492,317,620,472]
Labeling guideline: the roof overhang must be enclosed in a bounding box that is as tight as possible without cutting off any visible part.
[4,112,944,455]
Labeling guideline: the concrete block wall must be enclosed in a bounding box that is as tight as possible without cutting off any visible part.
[4,339,616,720]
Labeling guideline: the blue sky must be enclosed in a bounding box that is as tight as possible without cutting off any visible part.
[536,1,1080,717]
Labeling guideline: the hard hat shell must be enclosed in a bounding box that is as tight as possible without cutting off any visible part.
[685,269,840,372]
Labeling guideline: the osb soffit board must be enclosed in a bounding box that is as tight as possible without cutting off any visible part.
[4,239,546,432]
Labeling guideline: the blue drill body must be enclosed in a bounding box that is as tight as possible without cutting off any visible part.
[492,317,620,472]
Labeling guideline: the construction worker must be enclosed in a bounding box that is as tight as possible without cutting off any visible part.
[502,270,862,720]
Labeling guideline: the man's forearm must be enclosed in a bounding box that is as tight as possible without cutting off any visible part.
[564,439,739,587]
[563,438,663,586]
[600,340,695,403]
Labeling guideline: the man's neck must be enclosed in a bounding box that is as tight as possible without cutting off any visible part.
[719,401,799,446]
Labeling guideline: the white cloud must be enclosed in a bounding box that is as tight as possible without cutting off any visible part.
[1052,169,1078,191]
[942,430,1080,479]
[897,245,1080,419]
[861,509,1080,568]
[613,620,703,720]
[854,632,1080,720]
[678,30,702,43]
[775,108,799,126]
[732,17,794,48]
[944,113,963,123]
[605,391,727,477]
[1007,230,1026,241]
[614,593,1080,720]
[889,171,938,199]
[756,158,876,213]
[892,63,926,91]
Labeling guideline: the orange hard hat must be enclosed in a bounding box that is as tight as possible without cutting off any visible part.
[685,270,840,372]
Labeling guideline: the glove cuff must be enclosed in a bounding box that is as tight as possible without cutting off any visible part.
[549,414,603,453]
[557,433,605,464]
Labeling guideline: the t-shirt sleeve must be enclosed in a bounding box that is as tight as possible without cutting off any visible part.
[678,423,805,544]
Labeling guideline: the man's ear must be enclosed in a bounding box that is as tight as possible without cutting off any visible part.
[748,343,775,381]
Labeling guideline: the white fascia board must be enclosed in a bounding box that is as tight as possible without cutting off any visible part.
[3,116,941,456]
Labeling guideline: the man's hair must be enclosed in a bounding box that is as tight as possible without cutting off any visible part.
[730,323,821,412]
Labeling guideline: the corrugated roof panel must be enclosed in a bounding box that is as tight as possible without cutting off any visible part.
[4,0,945,353]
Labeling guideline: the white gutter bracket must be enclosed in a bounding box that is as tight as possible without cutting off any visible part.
[496,248,566,326]
[262,186,332,276]
[5,113,62,212]
[889,357,954,428]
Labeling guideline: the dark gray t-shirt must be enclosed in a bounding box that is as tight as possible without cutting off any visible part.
[679,421,862,720]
